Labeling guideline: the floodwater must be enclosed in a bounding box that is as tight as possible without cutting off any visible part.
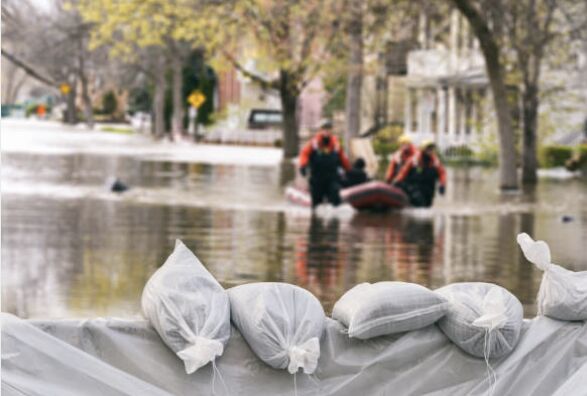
[2,120,586,319]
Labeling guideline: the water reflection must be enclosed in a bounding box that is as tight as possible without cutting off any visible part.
[295,216,345,311]
[2,150,586,319]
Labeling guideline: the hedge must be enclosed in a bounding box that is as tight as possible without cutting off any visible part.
[539,145,574,168]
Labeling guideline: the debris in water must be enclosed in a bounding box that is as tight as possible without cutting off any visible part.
[109,178,129,193]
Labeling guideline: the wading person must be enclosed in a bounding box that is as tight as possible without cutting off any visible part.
[385,134,417,183]
[393,140,446,207]
[298,120,351,208]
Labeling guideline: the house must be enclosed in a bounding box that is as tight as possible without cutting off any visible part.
[212,57,326,145]
[364,8,587,152]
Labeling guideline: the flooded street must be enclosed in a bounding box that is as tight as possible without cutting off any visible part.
[2,120,586,319]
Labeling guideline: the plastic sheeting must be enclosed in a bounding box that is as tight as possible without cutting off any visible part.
[2,313,587,396]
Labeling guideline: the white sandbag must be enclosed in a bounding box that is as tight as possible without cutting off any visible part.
[517,233,587,321]
[436,282,523,359]
[228,282,325,374]
[332,281,449,339]
[141,240,230,374]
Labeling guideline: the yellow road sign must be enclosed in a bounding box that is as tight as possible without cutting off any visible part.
[59,83,71,95]
[187,91,205,108]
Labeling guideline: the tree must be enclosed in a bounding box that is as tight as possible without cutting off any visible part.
[340,0,419,150]
[78,0,211,137]
[451,0,587,186]
[219,0,343,158]
[501,0,587,183]
[344,0,364,153]
[451,0,519,190]
[1,52,30,104]
[1,1,55,103]
[2,0,106,127]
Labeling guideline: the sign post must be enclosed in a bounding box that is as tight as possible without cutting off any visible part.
[59,83,71,96]
[187,91,206,141]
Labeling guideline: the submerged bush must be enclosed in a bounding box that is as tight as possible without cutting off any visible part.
[372,124,402,158]
[102,91,118,116]
[539,145,573,168]
[442,144,497,167]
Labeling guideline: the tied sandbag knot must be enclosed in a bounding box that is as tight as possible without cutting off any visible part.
[517,233,551,271]
[471,288,507,396]
[287,337,320,374]
[471,289,508,331]
[178,336,224,374]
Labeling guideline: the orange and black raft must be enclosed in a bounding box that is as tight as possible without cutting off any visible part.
[286,181,409,211]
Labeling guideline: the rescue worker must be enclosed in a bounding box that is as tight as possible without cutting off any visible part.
[385,134,417,183]
[341,158,369,187]
[393,140,446,207]
[299,120,351,208]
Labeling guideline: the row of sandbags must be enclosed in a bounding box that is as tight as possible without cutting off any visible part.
[141,234,587,377]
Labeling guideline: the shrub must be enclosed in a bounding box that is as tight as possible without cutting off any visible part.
[475,146,499,166]
[102,91,118,115]
[539,145,573,168]
[565,144,587,171]
[444,145,474,158]
[100,126,133,134]
[373,140,399,157]
[372,124,403,158]
[25,104,38,117]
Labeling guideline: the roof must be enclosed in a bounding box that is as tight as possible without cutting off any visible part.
[406,71,488,88]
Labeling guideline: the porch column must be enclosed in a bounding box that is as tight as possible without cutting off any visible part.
[450,10,460,71]
[471,88,478,145]
[437,87,447,140]
[459,88,467,144]
[447,86,456,144]
[419,89,426,136]
[483,88,491,138]
[404,88,412,135]
[416,88,423,136]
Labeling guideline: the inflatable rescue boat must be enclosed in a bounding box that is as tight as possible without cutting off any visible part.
[286,181,409,210]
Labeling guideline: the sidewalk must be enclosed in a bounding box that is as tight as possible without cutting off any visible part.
[1,119,283,167]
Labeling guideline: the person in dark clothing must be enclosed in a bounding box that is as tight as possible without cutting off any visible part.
[393,140,446,207]
[341,158,369,187]
[298,121,351,208]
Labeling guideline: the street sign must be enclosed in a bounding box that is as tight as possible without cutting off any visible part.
[59,83,71,95]
[187,91,205,108]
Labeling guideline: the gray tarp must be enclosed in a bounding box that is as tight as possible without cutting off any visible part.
[2,313,586,396]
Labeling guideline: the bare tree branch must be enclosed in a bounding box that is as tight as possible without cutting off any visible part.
[1,48,57,87]
[222,50,279,90]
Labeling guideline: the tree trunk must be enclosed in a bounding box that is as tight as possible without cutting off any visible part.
[487,62,518,189]
[79,69,94,130]
[344,0,363,154]
[77,39,94,129]
[521,84,539,183]
[153,62,167,138]
[64,78,78,124]
[279,70,300,158]
[171,56,184,137]
[452,0,519,190]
